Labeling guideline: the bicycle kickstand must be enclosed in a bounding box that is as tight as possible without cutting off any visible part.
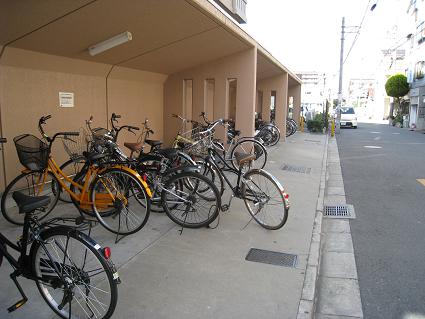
[7,271,28,312]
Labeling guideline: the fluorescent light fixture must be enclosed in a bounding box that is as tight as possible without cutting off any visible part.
[88,31,132,56]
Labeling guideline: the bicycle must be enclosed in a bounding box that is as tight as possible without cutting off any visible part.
[198,131,290,230]
[254,119,281,147]
[85,114,221,228]
[0,138,120,318]
[1,115,151,236]
[174,113,268,170]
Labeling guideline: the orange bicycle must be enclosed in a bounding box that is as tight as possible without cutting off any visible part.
[1,115,151,236]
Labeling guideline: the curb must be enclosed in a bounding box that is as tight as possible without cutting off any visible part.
[296,133,329,319]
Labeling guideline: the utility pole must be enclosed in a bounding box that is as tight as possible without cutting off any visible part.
[336,17,345,134]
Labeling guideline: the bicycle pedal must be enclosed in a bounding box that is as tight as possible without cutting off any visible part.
[221,204,229,211]
[75,216,84,225]
[7,298,27,312]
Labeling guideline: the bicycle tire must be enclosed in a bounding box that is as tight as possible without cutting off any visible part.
[30,226,118,319]
[58,157,86,203]
[161,171,220,228]
[267,125,280,146]
[91,168,150,235]
[230,138,267,170]
[1,171,60,225]
[241,169,289,230]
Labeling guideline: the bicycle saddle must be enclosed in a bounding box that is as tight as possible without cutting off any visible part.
[124,142,143,152]
[12,191,50,214]
[234,152,256,167]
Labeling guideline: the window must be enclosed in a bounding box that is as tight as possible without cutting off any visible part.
[415,61,425,79]
[341,107,355,115]
[417,21,425,44]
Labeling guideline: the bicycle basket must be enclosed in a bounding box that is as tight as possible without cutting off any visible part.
[14,134,49,171]
[61,128,91,161]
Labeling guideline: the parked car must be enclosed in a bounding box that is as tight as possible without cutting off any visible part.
[340,107,357,128]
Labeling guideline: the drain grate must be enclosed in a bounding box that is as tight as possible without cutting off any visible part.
[304,139,321,143]
[324,205,355,219]
[281,164,311,174]
[245,248,297,268]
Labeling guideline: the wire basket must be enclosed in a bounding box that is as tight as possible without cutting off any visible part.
[61,129,90,161]
[179,130,213,157]
[14,134,49,171]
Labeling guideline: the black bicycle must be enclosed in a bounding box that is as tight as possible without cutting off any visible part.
[0,193,120,318]
[0,137,119,318]
[197,130,290,230]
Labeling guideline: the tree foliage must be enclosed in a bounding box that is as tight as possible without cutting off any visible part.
[385,74,409,117]
[385,74,409,98]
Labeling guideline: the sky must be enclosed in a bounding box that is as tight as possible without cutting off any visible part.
[240,0,407,81]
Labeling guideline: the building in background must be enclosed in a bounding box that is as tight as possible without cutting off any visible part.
[297,71,326,119]
[406,0,425,129]
[347,78,378,119]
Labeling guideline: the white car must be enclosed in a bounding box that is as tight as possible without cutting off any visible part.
[340,107,358,129]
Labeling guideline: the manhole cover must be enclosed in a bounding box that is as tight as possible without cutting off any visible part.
[281,164,311,174]
[324,205,355,219]
[245,248,297,267]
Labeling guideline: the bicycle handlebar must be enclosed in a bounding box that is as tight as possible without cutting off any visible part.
[59,132,80,136]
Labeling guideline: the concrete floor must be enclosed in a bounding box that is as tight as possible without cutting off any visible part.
[0,131,326,319]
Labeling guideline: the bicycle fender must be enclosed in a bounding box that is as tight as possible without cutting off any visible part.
[244,169,290,209]
[32,226,121,283]
[110,165,153,198]
[164,164,200,176]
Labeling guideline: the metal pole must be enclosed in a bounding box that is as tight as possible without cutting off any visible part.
[336,17,345,134]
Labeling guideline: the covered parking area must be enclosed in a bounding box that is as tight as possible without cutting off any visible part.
[0,0,301,190]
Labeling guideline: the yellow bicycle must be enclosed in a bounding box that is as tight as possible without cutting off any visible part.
[1,115,151,236]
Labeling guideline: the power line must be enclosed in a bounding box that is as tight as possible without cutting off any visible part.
[343,0,372,65]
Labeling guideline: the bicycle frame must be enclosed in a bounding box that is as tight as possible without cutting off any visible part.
[204,147,244,196]
[27,157,152,213]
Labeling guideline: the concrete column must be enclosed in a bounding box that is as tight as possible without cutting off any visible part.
[275,73,288,136]
[261,91,271,122]
[214,77,227,141]
[235,47,257,137]
[290,84,302,126]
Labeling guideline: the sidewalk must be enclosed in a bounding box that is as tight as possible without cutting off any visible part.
[0,131,328,319]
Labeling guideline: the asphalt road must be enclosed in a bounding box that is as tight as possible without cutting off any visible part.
[336,123,425,319]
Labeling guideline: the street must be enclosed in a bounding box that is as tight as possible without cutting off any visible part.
[337,123,425,319]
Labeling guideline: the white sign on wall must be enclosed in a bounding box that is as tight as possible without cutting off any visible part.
[59,92,74,107]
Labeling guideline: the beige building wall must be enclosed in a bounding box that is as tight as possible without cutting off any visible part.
[257,73,288,136]
[163,47,257,145]
[0,48,166,188]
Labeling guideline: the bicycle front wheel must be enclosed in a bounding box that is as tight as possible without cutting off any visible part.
[1,171,60,225]
[31,227,118,319]
[241,169,289,230]
[91,168,150,235]
[162,171,220,228]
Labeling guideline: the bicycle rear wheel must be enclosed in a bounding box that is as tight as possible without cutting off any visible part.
[241,169,289,230]
[161,171,220,228]
[230,139,267,170]
[1,171,59,225]
[91,168,150,235]
[31,227,118,319]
